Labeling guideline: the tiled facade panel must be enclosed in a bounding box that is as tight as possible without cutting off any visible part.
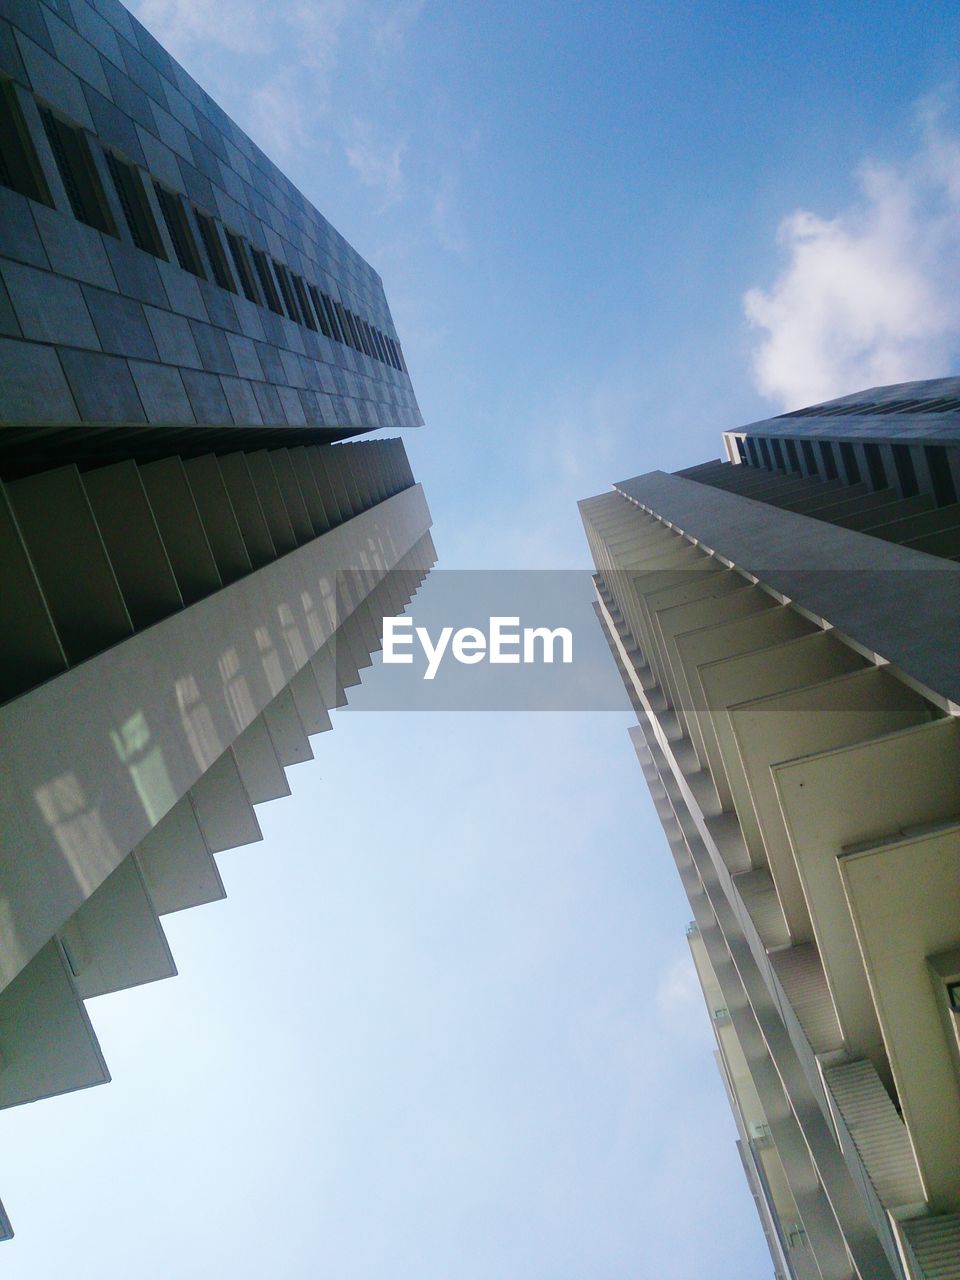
[735,377,960,443]
[0,0,422,432]
[717,380,960,555]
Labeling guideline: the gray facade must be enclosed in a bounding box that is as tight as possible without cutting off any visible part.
[0,0,421,460]
[0,0,434,1243]
[581,379,960,1280]
[723,378,960,530]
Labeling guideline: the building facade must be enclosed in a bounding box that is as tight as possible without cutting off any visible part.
[580,380,960,1280]
[0,0,435,1240]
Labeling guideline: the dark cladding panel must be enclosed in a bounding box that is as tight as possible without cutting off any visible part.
[0,0,423,462]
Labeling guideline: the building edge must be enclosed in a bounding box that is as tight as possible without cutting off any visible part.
[580,378,960,1280]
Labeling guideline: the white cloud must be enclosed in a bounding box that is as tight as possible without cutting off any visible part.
[372,0,426,53]
[654,953,702,1017]
[652,952,718,1050]
[432,171,468,255]
[247,76,312,163]
[132,0,267,58]
[744,94,960,410]
[286,0,350,79]
[345,120,408,209]
[132,0,435,224]
[130,0,392,145]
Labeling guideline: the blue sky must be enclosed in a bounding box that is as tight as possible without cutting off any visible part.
[5,2,960,1277]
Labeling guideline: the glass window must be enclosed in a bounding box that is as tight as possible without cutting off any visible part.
[0,79,52,205]
[41,107,117,235]
[153,183,206,276]
[105,151,166,257]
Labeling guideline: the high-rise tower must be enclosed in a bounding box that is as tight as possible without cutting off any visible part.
[580,380,960,1280]
[0,0,435,1239]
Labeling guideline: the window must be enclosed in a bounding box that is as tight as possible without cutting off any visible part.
[819,440,838,480]
[104,151,165,257]
[369,323,385,362]
[334,299,359,350]
[770,438,786,472]
[735,438,747,462]
[839,441,860,484]
[225,230,261,304]
[0,79,51,205]
[40,107,116,235]
[352,313,370,356]
[291,274,316,330]
[891,444,919,497]
[194,209,235,290]
[361,319,377,359]
[321,292,345,343]
[863,442,887,490]
[758,438,773,470]
[343,307,363,351]
[250,247,283,314]
[924,445,958,507]
[372,328,389,364]
[153,183,205,276]
[785,439,801,473]
[352,315,369,355]
[270,258,301,323]
[745,437,760,467]
[801,439,817,474]
[308,284,333,339]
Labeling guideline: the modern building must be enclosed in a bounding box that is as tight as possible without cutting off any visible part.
[579,379,960,1280]
[0,0,435,1240]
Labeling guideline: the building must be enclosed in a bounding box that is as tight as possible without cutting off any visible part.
[0,0,435,1240]
[579,379,960,1280]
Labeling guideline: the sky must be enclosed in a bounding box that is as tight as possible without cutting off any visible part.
[5,2,960,1277]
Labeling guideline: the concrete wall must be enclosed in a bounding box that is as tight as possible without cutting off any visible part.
[613,470,960,710]
[0,481,432,992]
